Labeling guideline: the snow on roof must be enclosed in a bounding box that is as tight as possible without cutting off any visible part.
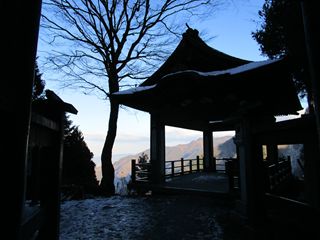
[163,58,281,79]
[113,85,156,95]
[113,58,282,96]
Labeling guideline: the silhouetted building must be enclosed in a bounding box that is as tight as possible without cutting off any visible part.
[112,28,320,237]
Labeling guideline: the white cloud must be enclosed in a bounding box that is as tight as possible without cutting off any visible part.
[115,133,149,143]
[84,133,105,142]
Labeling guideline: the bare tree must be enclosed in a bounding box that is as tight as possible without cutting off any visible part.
[40,0,220,195]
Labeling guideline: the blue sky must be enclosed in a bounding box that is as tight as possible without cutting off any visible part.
[38,0,270,165]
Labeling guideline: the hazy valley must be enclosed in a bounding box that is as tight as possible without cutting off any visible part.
[95,135,304,185]
[95,135,236,181]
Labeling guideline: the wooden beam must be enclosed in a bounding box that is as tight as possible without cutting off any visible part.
[31,113,60,131]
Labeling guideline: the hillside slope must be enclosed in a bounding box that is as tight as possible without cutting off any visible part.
[95,136,235,180]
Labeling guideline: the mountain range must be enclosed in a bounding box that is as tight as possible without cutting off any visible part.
[94,136,303,196]
[95,135,236,181]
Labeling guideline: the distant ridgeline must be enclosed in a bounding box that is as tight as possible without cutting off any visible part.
[96,136,304,195]
[96,136,235,194]
[111,136,236,180]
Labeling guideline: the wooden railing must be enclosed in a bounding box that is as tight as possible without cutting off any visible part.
[131,156,239,184]
[223,157,292,192]
[216,158,237,172]
[131,157,204,183]
[224,158,239,190]
[165,156,204,178]
[130,156,292,194]
[131,160,151,183]
[266,156,292,192]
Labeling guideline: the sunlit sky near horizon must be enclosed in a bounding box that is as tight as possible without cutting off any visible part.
[37,0,305,166]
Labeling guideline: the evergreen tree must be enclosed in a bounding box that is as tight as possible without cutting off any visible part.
[62,116,99,195]
[252,0,310,100]
[31,62,98,196]
[33,61,46,100]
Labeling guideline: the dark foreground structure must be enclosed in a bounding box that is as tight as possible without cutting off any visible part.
[2,1,320,239]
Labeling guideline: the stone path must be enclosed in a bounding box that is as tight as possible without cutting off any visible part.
[60,195,246,240]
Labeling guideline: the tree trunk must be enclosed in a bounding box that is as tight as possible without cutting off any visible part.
[99,98,119,195]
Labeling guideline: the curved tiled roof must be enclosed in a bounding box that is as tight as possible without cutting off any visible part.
[141,28,250,86]
[112,30,301,131]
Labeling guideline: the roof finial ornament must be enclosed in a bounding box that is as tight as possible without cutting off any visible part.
[183,24,199,38]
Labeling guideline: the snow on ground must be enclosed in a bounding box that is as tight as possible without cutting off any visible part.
[60,195,243,240]
[114,175,132,195]
[192,174,226,182]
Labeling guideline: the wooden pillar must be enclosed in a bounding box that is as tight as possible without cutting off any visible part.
[2,0,42,238]
[196,156,200,171]
[203,130,215,171]
[29,147,41,203]
[300,2,320,151]
[150,114,165,184]
[38,113,64,240]
[234,117,266,227]
[171,161,175,177]
[300,1,320,211]
[181,158,185,175]
[304,140,320,209]
[131,159,136,183]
